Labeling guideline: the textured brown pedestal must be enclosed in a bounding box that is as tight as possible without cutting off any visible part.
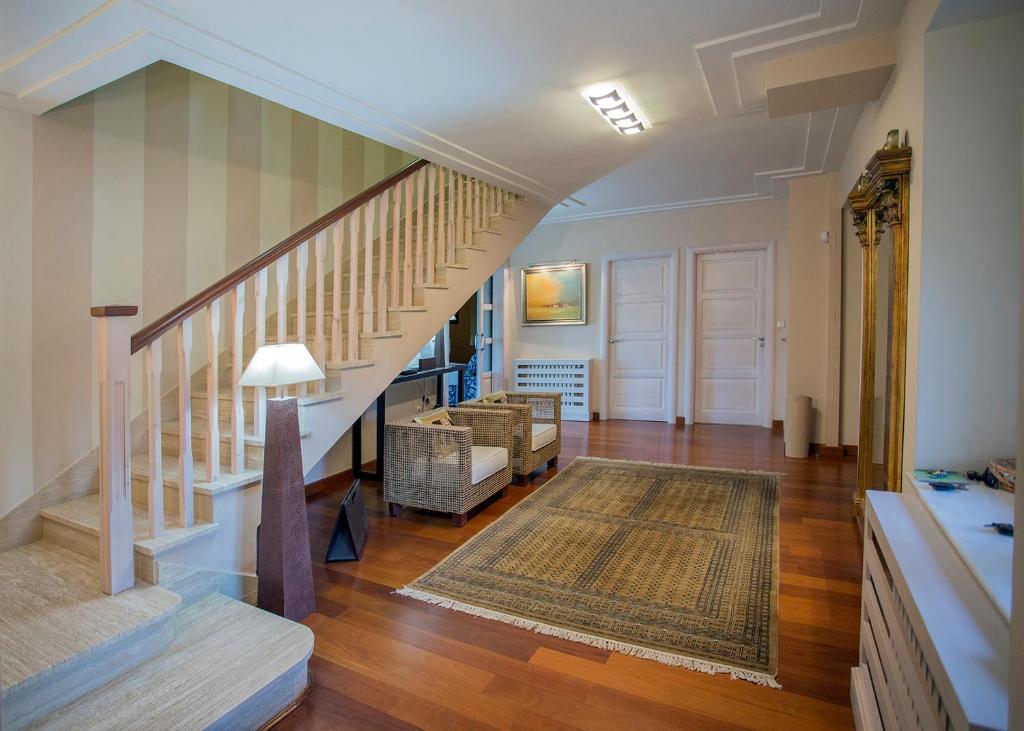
[257,397,316,622]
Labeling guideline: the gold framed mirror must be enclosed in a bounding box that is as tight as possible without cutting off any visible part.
[846,134,911,514]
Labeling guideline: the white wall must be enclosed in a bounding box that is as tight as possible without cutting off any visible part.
[837,0,939,476]
[508,200,789,421]
[914,12,1024,469]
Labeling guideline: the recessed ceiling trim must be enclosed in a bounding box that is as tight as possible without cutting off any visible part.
[543,106,844,225]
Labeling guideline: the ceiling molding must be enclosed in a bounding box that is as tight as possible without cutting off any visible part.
[0,0,572,205]
[694,0,904,118]
[543,105,853,225]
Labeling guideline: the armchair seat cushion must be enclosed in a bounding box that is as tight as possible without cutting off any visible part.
[441,445,508,484]
[531,423,557,452]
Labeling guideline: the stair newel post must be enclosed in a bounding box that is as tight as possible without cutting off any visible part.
[362,200,375,334]
[456,172,464,247]
[145,338,164,539]
[330,224,343,363]
[176,318,195,528]
[314,231,327,391]
[92,306,137,594]
[390,185,400,310]
[377,192,389,332]
[403,177,413,307]
[426,165,436,286]
[253,267,268,439]
[275,255,289,396]
[205,300,221,482]
[438,166,447,266]
[230,282,246,473]
[415,168,425,286]
[347,211,359,360]
[295,241,309,397]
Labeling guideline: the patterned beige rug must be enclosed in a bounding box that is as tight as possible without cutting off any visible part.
[398,457,781,687]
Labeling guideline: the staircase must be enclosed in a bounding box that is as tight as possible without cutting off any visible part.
[1,159,545,728]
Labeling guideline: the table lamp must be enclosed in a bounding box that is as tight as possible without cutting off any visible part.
[239,343,325,621]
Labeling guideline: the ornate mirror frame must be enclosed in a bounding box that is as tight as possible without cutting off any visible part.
[846,137,912,514]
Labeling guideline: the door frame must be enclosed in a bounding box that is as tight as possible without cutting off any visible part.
[599,249,680,424]
[683,240,775,428]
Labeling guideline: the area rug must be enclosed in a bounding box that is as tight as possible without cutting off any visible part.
[397,457,781,687]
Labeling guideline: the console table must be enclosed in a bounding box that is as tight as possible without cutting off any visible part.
[351,363,467,482]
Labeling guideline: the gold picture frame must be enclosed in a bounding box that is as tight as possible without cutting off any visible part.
[521,261,587,326]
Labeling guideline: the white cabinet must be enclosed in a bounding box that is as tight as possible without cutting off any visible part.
[853,492,1009,730]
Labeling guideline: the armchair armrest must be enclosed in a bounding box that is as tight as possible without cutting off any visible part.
[449,407,514,451]
[383,419,472,487]
[508,391,561,427]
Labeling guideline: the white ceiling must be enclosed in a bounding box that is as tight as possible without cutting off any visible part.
[1,0,907,221]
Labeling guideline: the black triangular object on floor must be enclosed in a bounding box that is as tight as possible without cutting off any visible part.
[325,479,369,562]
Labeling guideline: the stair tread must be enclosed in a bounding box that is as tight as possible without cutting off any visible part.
[41,495,218,557]
[33,593,313,731]
[0,539,180,695]
[130,456,263,497]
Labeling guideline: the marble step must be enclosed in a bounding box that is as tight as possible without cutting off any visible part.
[31,593,313,731]
[40,495,218,580]
[0,540,181,731]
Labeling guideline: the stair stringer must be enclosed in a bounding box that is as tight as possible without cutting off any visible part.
[299,202,549,473]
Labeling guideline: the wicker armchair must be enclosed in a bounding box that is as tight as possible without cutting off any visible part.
[460,392,561,484]
[383,407,514,526]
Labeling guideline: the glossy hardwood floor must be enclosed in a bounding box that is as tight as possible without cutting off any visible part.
[279,420,862,730]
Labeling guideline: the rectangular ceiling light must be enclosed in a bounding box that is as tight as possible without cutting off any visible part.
[581,82,650,135]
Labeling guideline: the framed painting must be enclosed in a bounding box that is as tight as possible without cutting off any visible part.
[521,261,587,326]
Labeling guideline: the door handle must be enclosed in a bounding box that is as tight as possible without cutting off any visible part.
[752,336,765,347]
[609,338,619,344]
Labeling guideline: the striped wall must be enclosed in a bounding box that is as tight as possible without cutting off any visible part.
[0,61,416,519]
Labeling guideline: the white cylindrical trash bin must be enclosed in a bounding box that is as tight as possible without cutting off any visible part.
[784,395,812,458]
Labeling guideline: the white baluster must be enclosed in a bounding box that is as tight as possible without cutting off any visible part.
[348,212,359,360]
[456,172,464,247]
[295,241,308,397]
[145,339,163,538]
[253,268,268,438]
[403,177,413,306]
[426,165,436,286]
[330,224,343,363]
[438,168,447,267]
[177,319,194,528]
[276,255,288,396]
[483,183,490,227]
[205,300,220,482]
[446,168,455,263]
[390,186,400,310]
[415,169,425,285]
[377,193,388,332]
[314,231,327,389]
[363,200,375,334]
[92,305,136,594]
[230,282,245,472]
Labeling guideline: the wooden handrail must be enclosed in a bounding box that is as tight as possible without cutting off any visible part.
[131,158,429,353]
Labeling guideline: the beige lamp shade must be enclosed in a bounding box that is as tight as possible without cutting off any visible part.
[239,343,325,388]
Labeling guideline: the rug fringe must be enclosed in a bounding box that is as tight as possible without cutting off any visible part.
[395,586,782,689]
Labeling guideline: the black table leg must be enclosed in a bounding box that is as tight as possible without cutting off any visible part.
[353,393,385,482]
[373,393,385,481]
[436,373,445,406]
[457,369,465,402]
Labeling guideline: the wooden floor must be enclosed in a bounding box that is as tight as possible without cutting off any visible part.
[278,421,862,730]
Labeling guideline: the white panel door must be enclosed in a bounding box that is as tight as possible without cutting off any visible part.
[695,250,768,425]
[608,255,673,421]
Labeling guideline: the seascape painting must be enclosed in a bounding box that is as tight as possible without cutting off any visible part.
[521,262,587,325]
